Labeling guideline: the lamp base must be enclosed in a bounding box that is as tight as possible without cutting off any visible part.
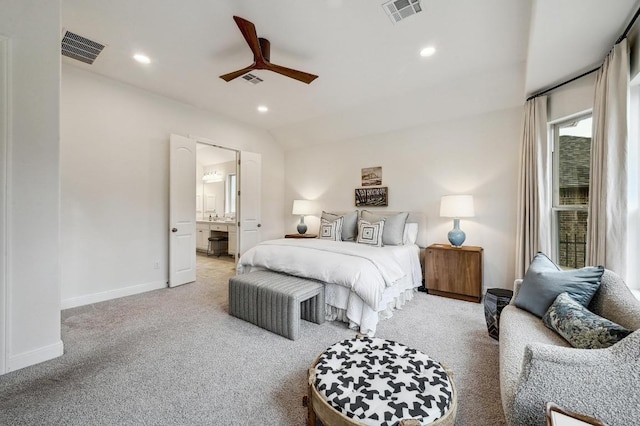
[447,218,466,247]
[297,219,307,234]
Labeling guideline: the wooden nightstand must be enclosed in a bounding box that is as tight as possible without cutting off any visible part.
[425,243,483,303]
[284,233,317,239]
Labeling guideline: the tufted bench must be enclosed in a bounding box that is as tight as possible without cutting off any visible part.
[307,336,457,426]
[228,270,325,340]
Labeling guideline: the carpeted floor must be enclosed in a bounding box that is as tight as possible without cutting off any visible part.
[0,254,506,425]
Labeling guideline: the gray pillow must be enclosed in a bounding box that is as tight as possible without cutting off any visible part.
[514,252,604,318]
[321,211,358,241]
[360,210,409,246]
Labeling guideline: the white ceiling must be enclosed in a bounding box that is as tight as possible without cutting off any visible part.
[61,0,639,150]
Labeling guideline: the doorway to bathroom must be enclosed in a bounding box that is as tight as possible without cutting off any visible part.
[196,143,238,273]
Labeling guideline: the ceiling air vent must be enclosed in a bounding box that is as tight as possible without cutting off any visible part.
[61,30,105,65]
[382,0,422,24]
[241,73,264,85]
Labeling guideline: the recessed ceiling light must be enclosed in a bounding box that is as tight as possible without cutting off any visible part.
[420,46,436,58]
[257,105,269,113]
[133,53,151,64]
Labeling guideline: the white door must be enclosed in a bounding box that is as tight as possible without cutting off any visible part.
[238,151,261,256]
[169,134,196,287]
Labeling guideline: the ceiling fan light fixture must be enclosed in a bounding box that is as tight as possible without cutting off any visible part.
[219,16,318,84]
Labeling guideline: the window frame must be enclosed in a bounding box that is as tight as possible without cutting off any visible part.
[550,112,592,269]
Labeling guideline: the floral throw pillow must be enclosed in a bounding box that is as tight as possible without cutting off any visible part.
[542,292,632,349]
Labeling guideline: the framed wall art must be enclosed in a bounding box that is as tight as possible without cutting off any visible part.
[361,166,382,186]
[355,187,388,207]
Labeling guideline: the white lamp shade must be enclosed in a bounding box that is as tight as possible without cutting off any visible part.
[292,199,315,215]
[440,195,475,218]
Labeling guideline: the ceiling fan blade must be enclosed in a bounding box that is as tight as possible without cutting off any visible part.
[267,63,319,84]
[219,65,256,82]
[232,16,264,61]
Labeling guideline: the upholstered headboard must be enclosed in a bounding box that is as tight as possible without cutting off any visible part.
[321,209,428,248]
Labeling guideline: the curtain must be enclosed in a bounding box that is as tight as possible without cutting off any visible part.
[515,96,551,278]
[587,39,629,276]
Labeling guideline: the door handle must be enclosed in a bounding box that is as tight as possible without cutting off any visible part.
[257,224,262,228]
[171,228,178,232]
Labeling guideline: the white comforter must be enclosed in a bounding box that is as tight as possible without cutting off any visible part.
[237,239,407,310]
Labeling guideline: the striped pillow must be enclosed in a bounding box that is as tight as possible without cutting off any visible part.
[319,217,343,241]
[356,220,384,247]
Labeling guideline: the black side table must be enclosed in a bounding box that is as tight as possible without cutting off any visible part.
[484,288,513,340]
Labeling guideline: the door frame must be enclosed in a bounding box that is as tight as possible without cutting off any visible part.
[0,36,10,374]
[190,135,240,259]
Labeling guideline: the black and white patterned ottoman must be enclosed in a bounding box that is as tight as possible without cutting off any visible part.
[307,337,457,426]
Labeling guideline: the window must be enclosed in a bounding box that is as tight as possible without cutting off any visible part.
[226,173,237,215]
[552,115,592,269]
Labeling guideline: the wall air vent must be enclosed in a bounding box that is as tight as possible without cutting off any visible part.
[382,0,422,24]
[61,30,105,65]
[241,73,264,85]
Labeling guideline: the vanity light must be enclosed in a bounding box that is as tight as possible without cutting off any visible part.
[257,105,269,113]
[419,46,436,57]
[133,53,151,64]
[202,171,224,183]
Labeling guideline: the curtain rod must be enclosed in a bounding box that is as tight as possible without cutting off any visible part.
[526,5,640,102]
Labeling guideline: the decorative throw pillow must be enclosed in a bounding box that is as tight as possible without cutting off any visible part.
[318,217,343,241]
[322,211,358,241]
[361,210,409,246]
[514,252,604,318]
[356,220,384,247]
[403,222,419,245]
[543,292,632,349]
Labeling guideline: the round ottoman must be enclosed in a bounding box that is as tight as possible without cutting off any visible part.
[307,336,457,426]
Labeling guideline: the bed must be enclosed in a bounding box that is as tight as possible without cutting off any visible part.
[236,210,424,336]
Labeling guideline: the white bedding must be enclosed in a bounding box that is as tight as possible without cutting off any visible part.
[236,238,422,335]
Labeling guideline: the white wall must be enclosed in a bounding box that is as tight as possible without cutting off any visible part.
[0,1,63,373]
[60,64,285,308]
[547,73,596,122]
[285,107,523,290]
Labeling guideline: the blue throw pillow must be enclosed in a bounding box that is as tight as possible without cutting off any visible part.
[543,292,632,349]
[514,252,604,318]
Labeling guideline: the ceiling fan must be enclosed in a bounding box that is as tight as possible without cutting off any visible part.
[220,16,318,85]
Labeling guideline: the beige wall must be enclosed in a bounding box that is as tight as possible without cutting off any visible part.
[0,0,63,373]
[60,64,285,308]
[285,106,523,290]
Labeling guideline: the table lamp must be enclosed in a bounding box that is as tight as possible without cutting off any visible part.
[292,200,315,234]
[440,195,475,247]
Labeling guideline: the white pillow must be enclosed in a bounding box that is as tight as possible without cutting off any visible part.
[403,223,419,245]
[319,217,343,241]
[356,219,384,247]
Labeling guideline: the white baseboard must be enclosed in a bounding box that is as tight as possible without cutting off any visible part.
[8,340,64,372]
[61,280,167,310]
